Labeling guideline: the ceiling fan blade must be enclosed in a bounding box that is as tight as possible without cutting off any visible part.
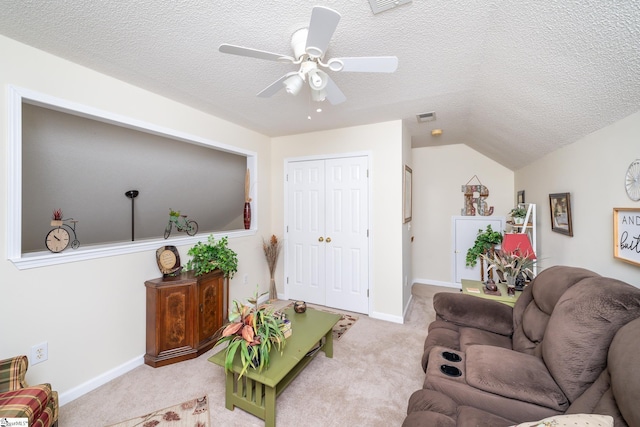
[324,74,346,105]
[219,44,293,63]
[330,56,399,73]
[305,6,341,58]
[256,72,296,98]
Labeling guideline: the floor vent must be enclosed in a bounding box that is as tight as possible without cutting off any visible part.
[416,111,436,123]
[368,0,412,14]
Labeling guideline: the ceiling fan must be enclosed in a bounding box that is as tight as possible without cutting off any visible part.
[219,6,398,105]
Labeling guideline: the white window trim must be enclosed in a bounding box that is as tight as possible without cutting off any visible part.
[7,85,257,270]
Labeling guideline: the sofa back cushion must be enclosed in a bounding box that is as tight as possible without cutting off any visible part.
[512,266,600,355]
[566,316,640,427]
[541,277,640,402]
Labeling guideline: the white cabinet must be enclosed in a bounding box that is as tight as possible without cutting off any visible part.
[452,216,506,284]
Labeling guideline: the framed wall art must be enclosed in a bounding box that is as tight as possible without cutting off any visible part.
[403,165,412,223]
[517,190,525,205]
[549,192,573,236]
[613,208,640,267]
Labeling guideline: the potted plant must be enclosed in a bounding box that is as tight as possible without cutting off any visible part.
[465,225,503,267]
[185,234,238,278]
[51,208,63,226]
[480,249,535,293]
[215,288,287,378]
[509,206,528,224]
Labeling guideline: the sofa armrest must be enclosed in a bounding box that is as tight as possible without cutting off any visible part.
[0,355,28,392]
[466,345,569,411]
[433,292,514,336]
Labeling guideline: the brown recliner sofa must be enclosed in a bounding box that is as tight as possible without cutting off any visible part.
[404,266,640,426]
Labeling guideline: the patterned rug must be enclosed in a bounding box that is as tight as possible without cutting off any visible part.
[106,395,209,427]
[282,302,358,341]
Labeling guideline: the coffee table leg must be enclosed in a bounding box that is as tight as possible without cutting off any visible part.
[265,385,276,427]
[225,372,235,411]
[323,329,334,358]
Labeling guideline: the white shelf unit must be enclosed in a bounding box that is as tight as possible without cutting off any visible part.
[507,203,537,274]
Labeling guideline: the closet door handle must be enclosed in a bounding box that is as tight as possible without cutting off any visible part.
[318,237,324,242]
[326,237,331,243]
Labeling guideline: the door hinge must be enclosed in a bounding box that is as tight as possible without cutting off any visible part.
[286,276,289,284]
[367,289,369,297]
[367,169,369,178]
[367,229,369,237]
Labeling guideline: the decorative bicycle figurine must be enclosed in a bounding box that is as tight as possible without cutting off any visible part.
[164,209,198,239]
[45,209,80,253]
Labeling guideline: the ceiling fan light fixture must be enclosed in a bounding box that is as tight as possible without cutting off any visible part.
[308,69,328,90]
[283,74,304,95]
[311,88,327,102]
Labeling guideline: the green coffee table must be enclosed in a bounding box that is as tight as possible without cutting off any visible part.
[209,307,341,427]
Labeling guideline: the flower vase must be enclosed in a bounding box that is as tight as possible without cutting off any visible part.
[269,277,277,301]
[243,202,251,229]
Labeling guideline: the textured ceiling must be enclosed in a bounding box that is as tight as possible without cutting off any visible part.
[1,1,639,170]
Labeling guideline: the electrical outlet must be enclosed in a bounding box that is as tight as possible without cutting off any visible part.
[31,341,48,365]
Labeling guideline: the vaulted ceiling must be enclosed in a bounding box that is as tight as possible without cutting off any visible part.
[1,1,638,170]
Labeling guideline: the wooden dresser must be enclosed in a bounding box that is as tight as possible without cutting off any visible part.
[144,269,228,367]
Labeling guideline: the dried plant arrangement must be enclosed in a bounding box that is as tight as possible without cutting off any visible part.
[245,168,252,203]
[263,235,282,300]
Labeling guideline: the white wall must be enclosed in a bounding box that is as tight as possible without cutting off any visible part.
[411,144,515,286]
[0,35,272,401]
[270,121,405,322]
[516,110,640,286]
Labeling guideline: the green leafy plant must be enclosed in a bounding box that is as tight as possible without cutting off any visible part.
[185,235,238,278]
[465,225,503,267]
[509,207,527,218]
[169,208,180,217]
[215,287,287,378]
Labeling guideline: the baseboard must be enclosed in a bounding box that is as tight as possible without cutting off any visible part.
[59,354,144,406]
[402,294,413,323]
[370,310,404,324]
[412,278,459,289]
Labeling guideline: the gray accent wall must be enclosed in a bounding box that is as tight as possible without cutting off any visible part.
[22,104,246,252]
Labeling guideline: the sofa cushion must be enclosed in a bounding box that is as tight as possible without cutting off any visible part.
[511,413,613,427]
[424,346,563,422]
[459,327,512,351]
[541,278,640,402]
[608,317,640,427]
[465,346,569,411]
[0,383,53,424]
[511,266,600,355]
[432,292,514,336]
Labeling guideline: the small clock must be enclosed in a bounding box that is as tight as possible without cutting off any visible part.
[156,246,182,276]
[46,227,70,253]
[625,159,640,201]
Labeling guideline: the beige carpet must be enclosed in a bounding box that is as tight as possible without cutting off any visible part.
[106,395,209,427]
[60,284,454,427]
[280,301,358,340]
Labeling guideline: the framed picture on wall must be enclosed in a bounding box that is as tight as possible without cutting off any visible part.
[403,165,412,223]
[549,192,573,236]
[517,190,525,205]
[613,208,640,267]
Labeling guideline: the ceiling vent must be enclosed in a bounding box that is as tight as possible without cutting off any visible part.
[416,111,436,123]
[368,0,412,14]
